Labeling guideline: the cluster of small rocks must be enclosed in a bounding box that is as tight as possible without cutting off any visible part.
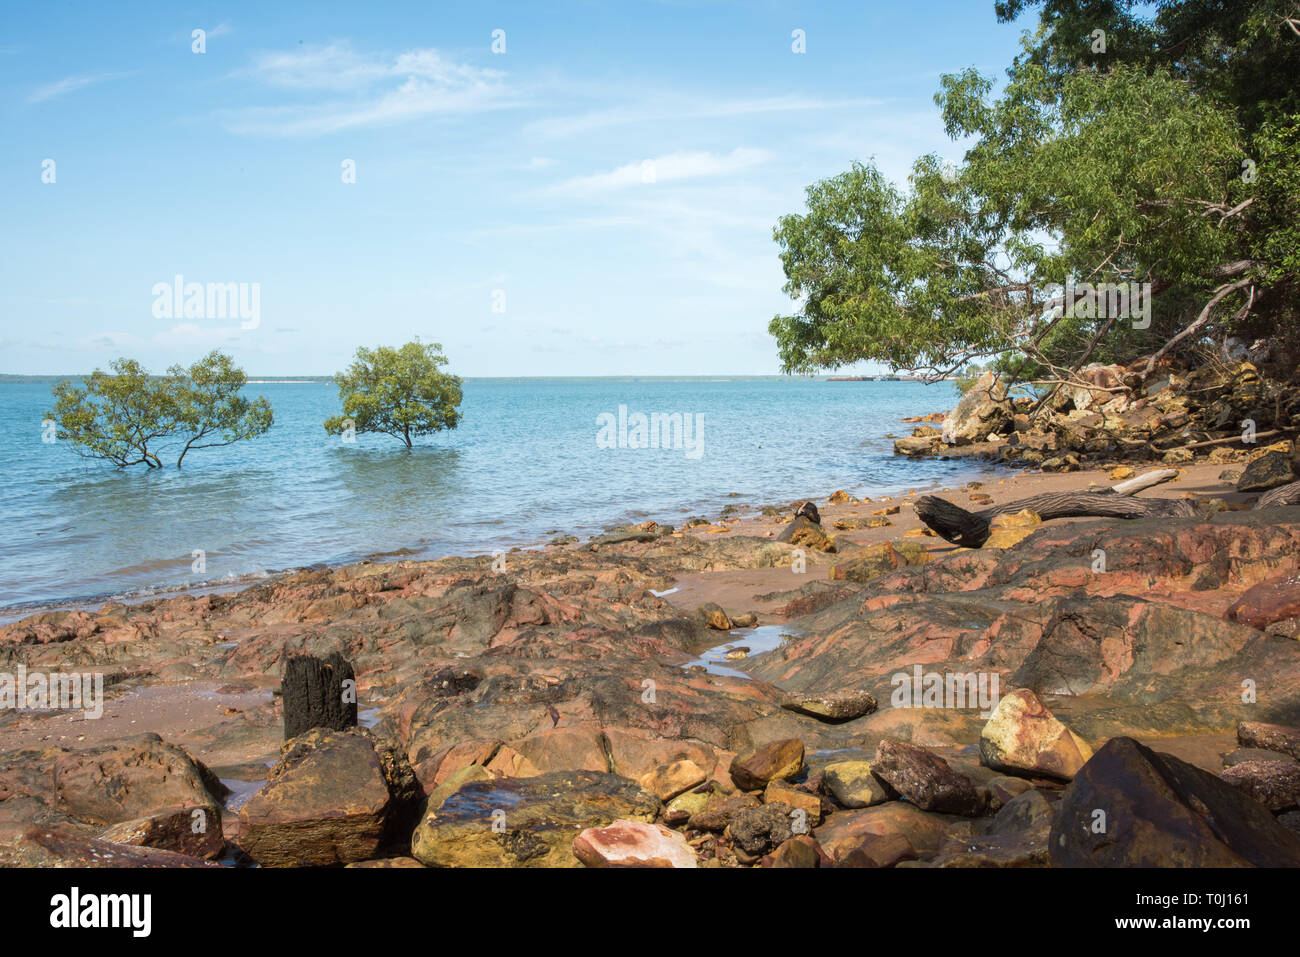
[895,362,1299,482]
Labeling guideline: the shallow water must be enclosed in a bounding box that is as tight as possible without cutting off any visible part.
[0,376,979,612]
[684,624,796,678]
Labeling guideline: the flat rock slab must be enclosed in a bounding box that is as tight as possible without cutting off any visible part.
[411,770,660,868]
[0,828,219,868]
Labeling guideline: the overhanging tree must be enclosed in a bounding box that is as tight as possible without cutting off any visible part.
[770,1,1299,390]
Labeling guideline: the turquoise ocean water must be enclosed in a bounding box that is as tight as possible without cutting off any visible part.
[0,377,982,614]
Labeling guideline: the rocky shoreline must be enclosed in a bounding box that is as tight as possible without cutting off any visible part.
[3,415,1300,867]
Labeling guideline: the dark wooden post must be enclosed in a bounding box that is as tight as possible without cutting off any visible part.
[282,651,358,741]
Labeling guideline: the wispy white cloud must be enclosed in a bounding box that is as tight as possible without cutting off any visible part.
[221,43,515,136]
[526,95,881,139]
[28,71,136,104]
[550,147,770,194]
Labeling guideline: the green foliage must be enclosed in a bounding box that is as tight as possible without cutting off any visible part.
[48,351,273,468]
[323,341,463,448]
[49,359,178,468]
[169,351,275,467]
[771,1,1300,382]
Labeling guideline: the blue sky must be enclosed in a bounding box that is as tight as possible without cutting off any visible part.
[1,1,1038,376]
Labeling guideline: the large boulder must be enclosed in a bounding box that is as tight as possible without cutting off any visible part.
[1049,737,1300,866]
[979,689,1093,780]
[238,728,395,867]
[51,733,226,827]
[942,372,1013,446]
[410,770,659,868]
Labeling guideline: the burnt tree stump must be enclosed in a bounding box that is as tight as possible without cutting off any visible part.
[283,651,358,741]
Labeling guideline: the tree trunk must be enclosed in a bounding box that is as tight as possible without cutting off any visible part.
[282,652,358,741]
[1257,480,1300,510]
[915,474,1300,548]
[915,490,1195,548]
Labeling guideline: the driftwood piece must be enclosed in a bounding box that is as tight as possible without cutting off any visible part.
[917,470,1300,549]
[1257,480,1300,510]
[915,492,1196,548]
[1109,468,1178,495]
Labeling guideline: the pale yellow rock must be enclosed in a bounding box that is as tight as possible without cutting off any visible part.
[990,509,1043,529]
[638,759,707,801]
[979,688,1093,780]
[983,509,1043,548]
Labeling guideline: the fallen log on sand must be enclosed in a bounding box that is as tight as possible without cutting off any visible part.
[915,468,1216,548]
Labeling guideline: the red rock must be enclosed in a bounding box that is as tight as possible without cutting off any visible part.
[1237,720,1300,759]
[0,828,219,867]
[836,832,918,868]
[761,834,825,868]
[51,734,226,827]
[1219,759,1300,812]
[1227,574,1300,629]
[99,805,225,860]
[572,820,697,868]
[872,739,984,816]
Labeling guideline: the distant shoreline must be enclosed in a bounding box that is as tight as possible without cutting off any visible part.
[0,373,953,384]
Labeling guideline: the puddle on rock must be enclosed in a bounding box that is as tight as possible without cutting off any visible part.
[683,625,797,679]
